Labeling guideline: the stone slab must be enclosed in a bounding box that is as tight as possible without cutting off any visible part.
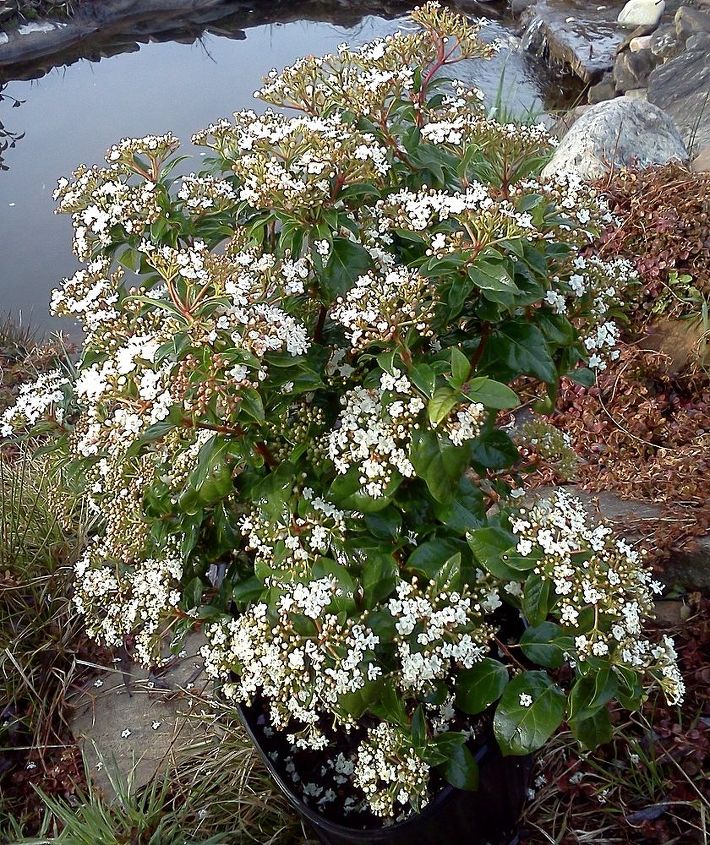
[70,631,212,796]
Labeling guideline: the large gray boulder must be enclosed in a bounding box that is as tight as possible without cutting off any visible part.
[647,32,710,148]
[542,96,688,180]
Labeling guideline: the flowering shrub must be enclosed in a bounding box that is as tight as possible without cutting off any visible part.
[1,2,682,826]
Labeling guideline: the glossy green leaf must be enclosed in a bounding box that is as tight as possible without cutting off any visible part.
[455,658,509,715]
[493,671,566,756]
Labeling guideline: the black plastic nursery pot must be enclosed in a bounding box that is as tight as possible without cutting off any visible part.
[237,702,533,845]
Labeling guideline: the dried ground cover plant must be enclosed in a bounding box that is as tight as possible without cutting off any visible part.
[598,162,709,311]
[1,2,684,827]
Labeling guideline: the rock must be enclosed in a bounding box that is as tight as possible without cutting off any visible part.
[653,599,692,625]
[551,103,592,137]
[630,33,654,50]
[613,46,658,91]
[692,145,710,171]
[686,30,710,50]
[511,0,537,15]
[651,22,684,57]
[648,38,710,148]
[70,633,211,797]
[675,5,710,42]
[541,96,688,180]
[589,73,617,103]
[618,0,666,27]
[520,0,629,83]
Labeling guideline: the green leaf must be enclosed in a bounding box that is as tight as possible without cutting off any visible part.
[320,238,372,302]
[468,259,520,301]
[483,323,556,384]
[407,539,462,580]
[570,707,613,750]
[449,348,470,388]
[362,552,398,607]
[432,475,485,534]
[432,553,462,592]
[493,671,566,756]
[370,685,409,728]
[409,363,437,398]
[569,367,595,387]
[440,743,479,791]
[427,387,459,427]
[455,658,509,715]
[467,526,524,580]
[465,378,518,410]
[568,664,618,723]
[522,574,551,627]
[520,622,573,669]
[410,428,469,504]
[470,429,519,470]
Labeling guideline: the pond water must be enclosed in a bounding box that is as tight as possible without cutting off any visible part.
[0,9,554,336]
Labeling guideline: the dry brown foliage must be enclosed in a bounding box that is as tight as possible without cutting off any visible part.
[597,162,710,305]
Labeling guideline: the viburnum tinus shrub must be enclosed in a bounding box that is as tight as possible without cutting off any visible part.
[1,2,683,825]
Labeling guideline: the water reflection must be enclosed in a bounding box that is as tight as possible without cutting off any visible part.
[0,12,547,333]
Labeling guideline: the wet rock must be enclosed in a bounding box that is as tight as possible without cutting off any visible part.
[520,0,628,83]
[692,145,710,171]
[588,73,616,103]
[647,37,710,148]
[675,5,710,42]
[551,103,591,137]
[650,22,684,57]
[617,0,665,27]
[541,96,688,180]
[613,45,658,91]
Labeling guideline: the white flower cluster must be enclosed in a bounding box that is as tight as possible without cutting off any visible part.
[326,370,424,497]
[194,111,389,213]
[239,489,348,575]
[177,173,237,212]
[50,259,120,338]
[74,542,183,666]
[331,268,438,351]
[54,164,162,260]
[509,490,683,704]
[388,579,494,692]
[0,369,69,437]
[442,402,486,446]
[353,723,430,818]
[202,577,380,750]
[378,185,537,257]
